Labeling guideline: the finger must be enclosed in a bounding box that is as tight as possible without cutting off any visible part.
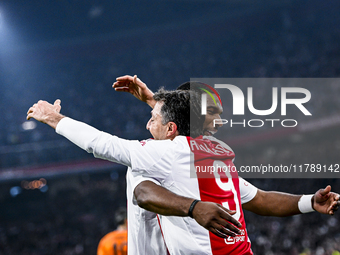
[219,209,242,228]
[114,87,130,92]
[27,113,33,120]
[54,99,61,106]
[113,80,127,87]
[27,107,33,115]
[320,185,331,196]
[116,75,134,81]
[218,204,234,212]
[328,206,334,215]
[328,201,339,215]
[331,200,340,210]
[133,75,137,84]
[216,218,242,235]
[212,222,238,237]
[53,99,61,113]
[208,227,227,239]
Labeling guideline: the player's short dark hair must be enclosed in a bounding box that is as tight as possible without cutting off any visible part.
[153,88,204,138]
[114,207,127,226]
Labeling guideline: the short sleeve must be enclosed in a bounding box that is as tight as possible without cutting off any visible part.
[129,139,175,184]
[239,177,258,204]
[127,169,161,205]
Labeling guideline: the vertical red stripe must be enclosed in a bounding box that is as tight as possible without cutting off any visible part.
[186,136,253,255]
[156,214,171,255]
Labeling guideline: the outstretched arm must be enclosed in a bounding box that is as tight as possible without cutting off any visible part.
[134,180,242,238]
[243,185,340,216]
[27,100,134,166]
[242,189,301,216]
[113,75,156,108]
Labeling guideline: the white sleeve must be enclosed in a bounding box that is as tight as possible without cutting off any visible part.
[55,117,137,167]
[239,177,258,204]
[129,139,175,184]
[133,175,161,191]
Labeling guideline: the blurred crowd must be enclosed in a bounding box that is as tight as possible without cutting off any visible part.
[0,170,127,255]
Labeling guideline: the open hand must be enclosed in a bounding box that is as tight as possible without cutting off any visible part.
[113,75,156,108]
[192,201,242,238]
[26,99,63,129]
[313,185,340,215]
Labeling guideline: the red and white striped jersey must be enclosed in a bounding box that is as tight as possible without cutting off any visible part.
[129,135,256,255]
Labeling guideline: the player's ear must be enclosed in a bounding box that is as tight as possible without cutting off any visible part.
[167,122,178,138]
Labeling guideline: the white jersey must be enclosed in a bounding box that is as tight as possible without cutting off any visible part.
[56,117,258,255]
[56,117,168,255]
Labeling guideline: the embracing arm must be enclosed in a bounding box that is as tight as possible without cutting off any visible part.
[243,185,340,216]
[134,180,242,238]
[113,75,156,108]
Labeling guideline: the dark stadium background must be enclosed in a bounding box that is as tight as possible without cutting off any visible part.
[1,0,340,254]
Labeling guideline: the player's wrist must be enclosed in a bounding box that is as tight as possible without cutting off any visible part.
[311,195,315,210]
[46,113,65,129]
[188,199,200,218]
[298,194,315,213]
[146,98,156,108]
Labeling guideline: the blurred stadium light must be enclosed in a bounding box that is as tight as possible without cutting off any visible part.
[0,7,11,43]
[0,6,21,59]
[0,10,3,29]
[22,121,37,131]
[0,9,6,44]
[9,186,22,197]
